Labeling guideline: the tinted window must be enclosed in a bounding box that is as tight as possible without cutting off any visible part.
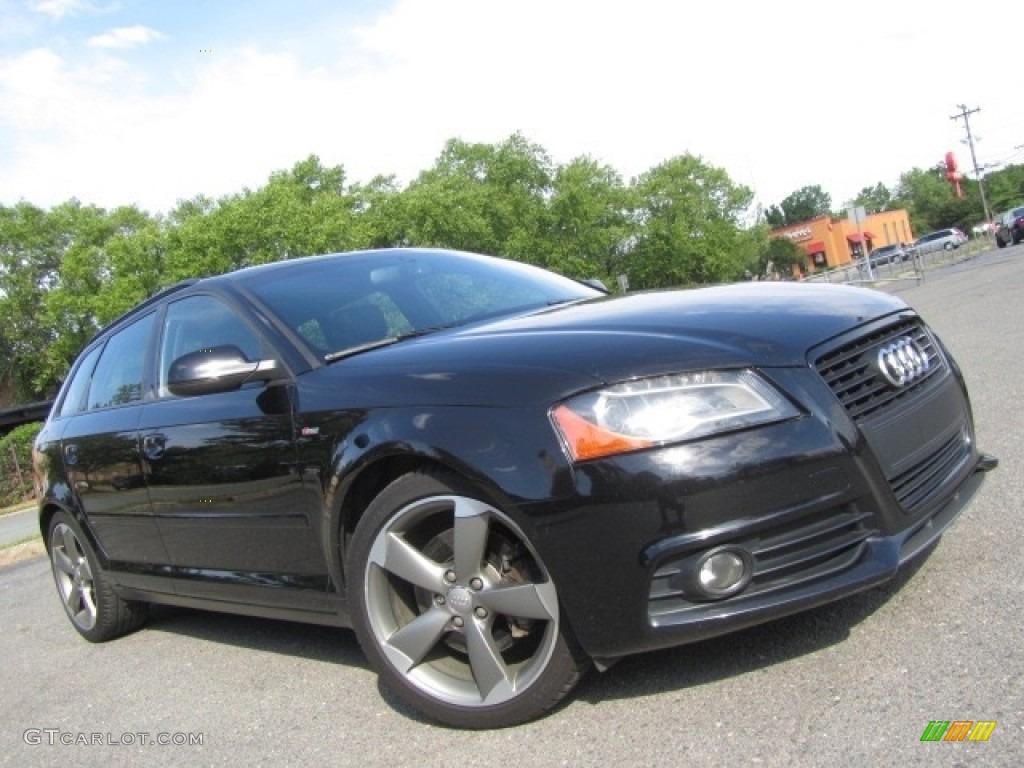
[87,313,155,410]
[241,251,600,357]
[57,345,102,418]
[159,295,265,395]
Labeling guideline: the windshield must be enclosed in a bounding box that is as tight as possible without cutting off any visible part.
[237,249,602,359]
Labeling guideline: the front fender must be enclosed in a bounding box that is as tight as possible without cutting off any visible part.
[297,404,573,590]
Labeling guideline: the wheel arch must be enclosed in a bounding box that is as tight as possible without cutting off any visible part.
[328,448,523,589]
[39,498,107,567]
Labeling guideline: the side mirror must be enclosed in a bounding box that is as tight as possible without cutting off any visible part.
[167,345,278,397]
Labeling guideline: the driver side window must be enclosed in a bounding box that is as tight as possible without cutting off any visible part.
[159,295,265,397]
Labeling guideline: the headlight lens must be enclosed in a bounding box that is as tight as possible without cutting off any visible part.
[551,369,799,461]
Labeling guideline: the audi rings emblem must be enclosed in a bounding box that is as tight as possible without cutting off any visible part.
[877,336,930,388]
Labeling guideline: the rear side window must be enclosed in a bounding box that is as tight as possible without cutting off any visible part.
[57,345,103,418]
[87,313,155,410]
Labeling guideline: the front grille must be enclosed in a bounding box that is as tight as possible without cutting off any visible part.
[649,506,876,621]
[814,319,945,421]
[891,429,972,513]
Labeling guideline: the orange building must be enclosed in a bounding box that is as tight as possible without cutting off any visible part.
[771,210,914,273]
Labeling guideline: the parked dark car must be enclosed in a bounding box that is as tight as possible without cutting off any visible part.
[995,206,1024,247]
[861,243,908,270]
[34,248,996,728]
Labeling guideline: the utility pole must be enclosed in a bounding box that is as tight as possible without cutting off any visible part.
[950,104,993,225]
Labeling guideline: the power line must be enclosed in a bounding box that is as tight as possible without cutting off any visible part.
[950,104,993,223]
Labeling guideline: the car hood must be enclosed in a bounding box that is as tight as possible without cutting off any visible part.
[305,282,911,407]
[451,281,908,372]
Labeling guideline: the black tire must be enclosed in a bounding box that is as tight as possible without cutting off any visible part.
[996,235,1006,249]
[347,470,589,728]
[944,242,954,251]
[46,510,148,642]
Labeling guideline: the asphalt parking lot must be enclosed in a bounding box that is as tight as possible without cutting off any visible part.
[1,246,1021,767]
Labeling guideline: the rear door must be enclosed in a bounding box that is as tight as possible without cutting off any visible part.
[59,312,169,567]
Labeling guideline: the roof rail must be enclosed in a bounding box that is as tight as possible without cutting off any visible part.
[90,279,200,342]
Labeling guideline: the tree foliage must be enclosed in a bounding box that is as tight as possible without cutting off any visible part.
[0,421,41,506]
[985,164,1024,213]
[770,164,1024,239]
[628,155,754,288]
[764,185,832,228]
[852,182,892,214]
[0,138,818,403]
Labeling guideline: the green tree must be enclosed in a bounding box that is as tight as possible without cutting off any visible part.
[760,236,808,277]
[853,182,893,214]
[0,201,65,399]
[984,164,1024,213]
[164,155,361,281]
[764,185,832,228]
[627,154,754,289]
[346,174,406,248]
[890,166,983,235]
[546,156,632,281]
[398,134,553,260]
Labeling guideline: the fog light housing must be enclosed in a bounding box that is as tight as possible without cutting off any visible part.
[694,547,752,599]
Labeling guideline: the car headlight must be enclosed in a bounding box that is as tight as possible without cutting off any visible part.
[550,369,800,461]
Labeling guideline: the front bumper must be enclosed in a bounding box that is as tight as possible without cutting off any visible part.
[642,453,993,648]
[529,319,995,661]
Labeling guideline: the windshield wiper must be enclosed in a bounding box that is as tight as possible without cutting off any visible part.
[323,326,449,364]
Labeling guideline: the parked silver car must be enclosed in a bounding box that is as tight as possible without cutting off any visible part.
[910,228,968,256]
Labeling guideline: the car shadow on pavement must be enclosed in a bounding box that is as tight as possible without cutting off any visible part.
[144,605,371,670]
[124,541,936,724]
[574,542,937,707]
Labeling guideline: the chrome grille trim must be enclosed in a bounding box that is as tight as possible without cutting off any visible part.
[814,319,946,421]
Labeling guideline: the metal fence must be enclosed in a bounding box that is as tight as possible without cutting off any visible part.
[799,238,992,287]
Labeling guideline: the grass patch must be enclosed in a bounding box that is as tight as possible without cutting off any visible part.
[0,537,45,568]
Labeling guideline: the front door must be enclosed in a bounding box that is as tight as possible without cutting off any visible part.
[139,294,323,590]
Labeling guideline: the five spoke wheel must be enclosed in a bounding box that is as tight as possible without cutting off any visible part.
[349,472,586,728]
[50,521,98,632]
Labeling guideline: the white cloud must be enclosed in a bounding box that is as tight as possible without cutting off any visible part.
[1,0,1021,215]
[27,0,87,20]
[87,25,163,49]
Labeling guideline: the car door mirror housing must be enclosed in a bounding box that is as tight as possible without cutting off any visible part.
[167,345,278,397]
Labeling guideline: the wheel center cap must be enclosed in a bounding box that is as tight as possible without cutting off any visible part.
[446,586,473,614]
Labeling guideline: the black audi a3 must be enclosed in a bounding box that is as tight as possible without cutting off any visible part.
[34,248,996,728]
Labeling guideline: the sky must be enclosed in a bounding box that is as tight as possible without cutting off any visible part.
[1,0,1021,218]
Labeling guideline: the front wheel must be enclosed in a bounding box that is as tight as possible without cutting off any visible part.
[347,471,588,728]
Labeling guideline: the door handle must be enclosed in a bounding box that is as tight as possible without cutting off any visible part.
[142,433,167,461]
[63,443,78,466]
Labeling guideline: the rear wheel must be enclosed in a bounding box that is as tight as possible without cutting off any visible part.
[347,471,588,728]
[47,511,148,642]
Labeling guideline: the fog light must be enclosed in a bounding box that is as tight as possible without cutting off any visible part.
[695,547,751,598]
